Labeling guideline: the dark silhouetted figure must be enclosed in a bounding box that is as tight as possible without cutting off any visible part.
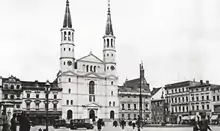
[19,112,31,131]
[193,122,199,131]
[120,119,126,129]
[11,113,17,131]
[97,119,102,131]
[198,115,212,131]
[113,120,118,127]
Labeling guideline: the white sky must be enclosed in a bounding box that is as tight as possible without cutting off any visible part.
[1,0,220,89]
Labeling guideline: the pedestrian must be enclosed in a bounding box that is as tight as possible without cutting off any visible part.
[198,115,212,131]
[11,113,17,131]
[193,122,199,131]
[97,119,102,131]
[19,111,31,131]
[2,110,10,131]
[132,121,135,129]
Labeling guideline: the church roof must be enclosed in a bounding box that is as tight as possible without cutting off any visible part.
[105,0,114,36]
[63,0,72,28]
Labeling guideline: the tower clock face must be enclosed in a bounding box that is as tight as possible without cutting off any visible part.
[67,61,72,66]
[111,66,115,70]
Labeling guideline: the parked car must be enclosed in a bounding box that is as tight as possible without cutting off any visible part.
[52,119,66,129]
[69,119,94,130]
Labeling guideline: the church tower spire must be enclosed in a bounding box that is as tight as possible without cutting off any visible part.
[103,0,116,75]
[60,0,75,73]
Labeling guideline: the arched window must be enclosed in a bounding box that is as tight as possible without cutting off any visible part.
[109,101,111,106]
[107,39,109,47]
[72,32,74,42]
[111,81,113,85]
[69,48,71,51]
[64,31,67,40]
[86,65,89,72]
[89,81,95,94]
[64,61,66,65]
[67,110,73,120]
[94,66,96,72]
[90,66,93,72]
[111,91,113,96]
[83,64,85,71]
[68,88,71,94]
[107,54,109,57]
[113,102,115,106]
[68,31,71,41]
[104,39,106,47]
[64,48,65,51]
[111,39,113,47]
[61,32,63,41]
[68,78,71,82]
[107,66,109,70]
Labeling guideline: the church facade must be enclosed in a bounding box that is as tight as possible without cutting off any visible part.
[57,0,119,120]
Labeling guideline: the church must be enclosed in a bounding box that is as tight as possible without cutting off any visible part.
[57,0,119,120]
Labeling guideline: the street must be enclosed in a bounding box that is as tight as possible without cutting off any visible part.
[27,122,220,131]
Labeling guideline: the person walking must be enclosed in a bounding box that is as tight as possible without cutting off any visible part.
[10,114,17,131]
[193,122,199,131]
[97,119,102,131]
[198,115,212,131]
[19,112,31,131]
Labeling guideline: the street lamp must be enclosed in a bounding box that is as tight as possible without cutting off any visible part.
[45,80,51,131]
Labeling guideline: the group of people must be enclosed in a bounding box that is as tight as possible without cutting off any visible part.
[2,111,31,131]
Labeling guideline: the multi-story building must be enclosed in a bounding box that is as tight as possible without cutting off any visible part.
[188,80,213,122]
[165,80,199,124]
[21,79,62,125]
[0,76,62,125]
[211,86,220,124]
[151,87,169,124]
[119,63,151,121]
[57,0,119,120]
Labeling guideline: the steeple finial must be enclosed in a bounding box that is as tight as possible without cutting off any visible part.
[105,0,114,36]
[63,0,72,28]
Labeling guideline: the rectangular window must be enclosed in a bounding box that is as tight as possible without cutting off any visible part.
[66,100,69,105]
[36,94,39,98]
[134,114,136,119]
[207,104,209,110]
[89,95,92,102]
[122,104,124,110]
[26,103,30,110]
[192,105,194,111]
[71,100,73,105]
[134,104,136,110]
[192,97,194,101]
[217,95,220,101]
[202,105,205,110]
[17,94,20,99]
[36,103,39,110]
[196,105,199,110]
[16,105,20,109]
[27,93,30,98]
[146,104,148,110]
[213,96,216,101]
[206,95,209,100]
[186,106,188,112]
[186,97,188,102]
[4,94,8,99]
[54,95,57,99]
[128,114,130,119]
[182,97,184,102]
[122,114,124,118]
[128,104,130,110]
[196,97,199,101]
[182,106,185,112]
[53,104,57,110]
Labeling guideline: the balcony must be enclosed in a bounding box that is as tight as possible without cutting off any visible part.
[24,108,62,111]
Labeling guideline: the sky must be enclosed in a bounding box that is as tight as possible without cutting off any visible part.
[1,0,220,89]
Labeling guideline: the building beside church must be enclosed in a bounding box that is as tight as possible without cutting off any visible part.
[56,0,119,120]
[151,87,169,124]
[118,63,151,121]
[0,76,62,125]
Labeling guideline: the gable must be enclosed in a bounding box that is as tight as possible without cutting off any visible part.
[83,72,104,78]
[58,71,78,77]
[84,102,102,108]
[77,53,103,63]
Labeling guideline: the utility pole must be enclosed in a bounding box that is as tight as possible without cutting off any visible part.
[138,63,143,131]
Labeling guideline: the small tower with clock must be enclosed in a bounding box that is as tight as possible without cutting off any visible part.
[60,0,75,73]
[103,0,116,75]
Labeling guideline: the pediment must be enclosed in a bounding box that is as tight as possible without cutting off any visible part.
[83,102,102,108]
[77,53,103,63]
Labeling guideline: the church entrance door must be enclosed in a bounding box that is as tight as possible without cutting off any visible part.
[89,109,95,119]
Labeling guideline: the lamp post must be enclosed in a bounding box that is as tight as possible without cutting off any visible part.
[45,80,51,131]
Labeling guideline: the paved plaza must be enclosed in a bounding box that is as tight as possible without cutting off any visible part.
[27,122,220,131]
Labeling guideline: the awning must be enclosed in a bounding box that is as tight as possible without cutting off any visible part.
[211,115,218,120]
[190,115,195,119]
[182,116,189,120]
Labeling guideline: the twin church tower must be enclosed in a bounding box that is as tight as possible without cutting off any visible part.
[57,0,119,119]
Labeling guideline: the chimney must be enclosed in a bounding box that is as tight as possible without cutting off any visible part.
[206,80,209,84]
[200,80,203,84]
